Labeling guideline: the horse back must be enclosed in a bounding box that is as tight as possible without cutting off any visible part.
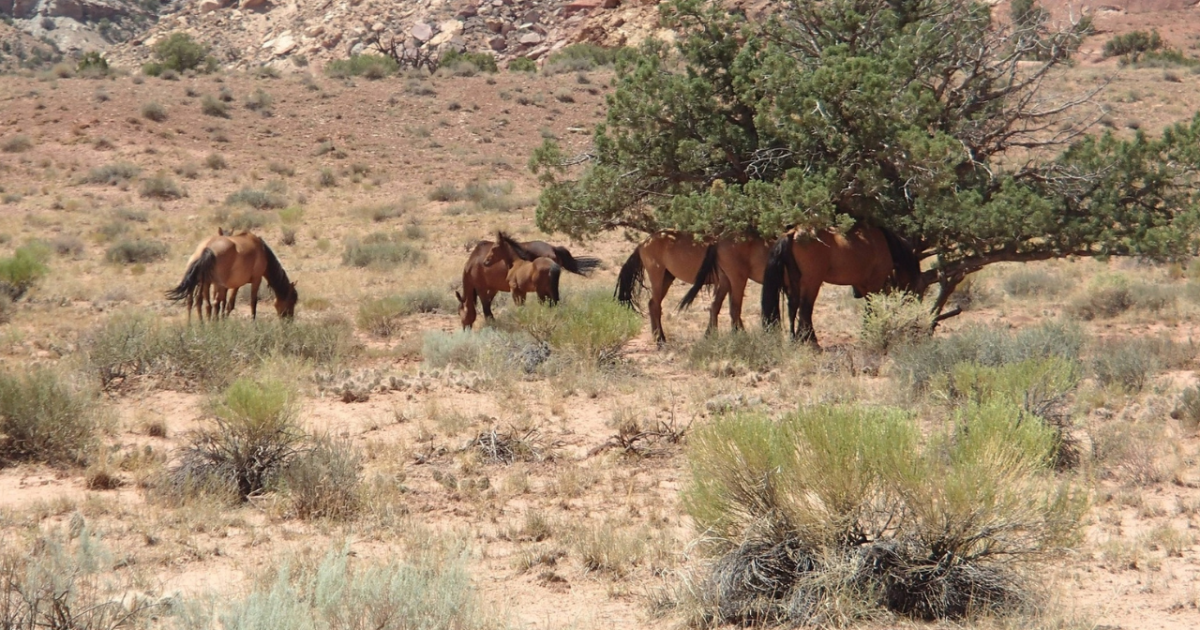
[643,231,709,284]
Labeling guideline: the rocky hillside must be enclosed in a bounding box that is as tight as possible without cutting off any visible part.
[1,0,170,54]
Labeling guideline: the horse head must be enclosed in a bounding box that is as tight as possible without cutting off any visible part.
[274,281,298,319]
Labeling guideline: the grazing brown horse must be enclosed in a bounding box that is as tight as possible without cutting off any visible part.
[456,232,594,329]
[507,258,562,305]
[761,225,920,346]
[167,231,298,320]
[178,228,231,322]
[677,237,777,333]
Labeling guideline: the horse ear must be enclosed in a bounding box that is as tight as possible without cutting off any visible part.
[218,227,226,235]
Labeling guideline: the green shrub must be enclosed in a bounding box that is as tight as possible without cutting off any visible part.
[689,329,790,374]
[0,244,50,300]
[105,239,168,264]
[1068,275,1174,320]
[83,161,141,185]
[1103,29,1163,60]
[1090,338,1160,393]
[0,368,98,465]
[76,51,109,75]
[892,321,1084,390]
[86,313,355,390]
[544,43,633,74]
[498,290,642,364]
[325,54,398,79]
[1,135,33,153]
[441,49,498,73]
[226,187,286,209]
[317,167,337,188]
[342,233,426,269]
[508,57,537,73]
[684,404,1086,624]
[141,101,168,122]
[201,94,230,118]
[281,436,361,520]
[139,173,185,199]
[860,291,931,353]
[152,32,211,72]
[1002,267,1064,297]
[358,289,456,337]
[352,202,409,222]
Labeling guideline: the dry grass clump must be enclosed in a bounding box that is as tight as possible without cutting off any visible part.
[139,172,185,200]
[467,427,547,464]
[104,239,168,264]
[1171,385,1200,433]
[341,232,426,269]
[1003,267,1064,297]
[0,368,98,466]
[430,179,525,213]
[281,436,362,520]
[860,291,932,353]
[681,405,1086,625]
[689,329,789,374]
[0,134,33,153]
[205,152,227,170]
[1090,336,1191,393]
[81,161,141,186]
[201,94,230,118]
[225,185,287,209]
[1067,274,1176,320]
[496,289,642,366]
[352,199,418,222]
[140,101,168,122]
[358,289,455,337]
[1091,419,1177,486]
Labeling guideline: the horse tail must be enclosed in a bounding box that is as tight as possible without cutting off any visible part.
[761,234,794,329]
[551,245,601,276]
[166,249,216,302]
[615,247,645,312]
[548,263,562,305]
[678,243,719,312]
[880,227,920,293]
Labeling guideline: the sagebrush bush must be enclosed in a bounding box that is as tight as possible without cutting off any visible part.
[892,321,1084,390]
[1172,386,1200,433]
[1003,267,1064,297]
[282,436,362,520]
[0,368,98,466]
[543,43,632,74]
[86,313,356,390]
[508,57,537,73]
[689,329,789,374]
[860,291,931,353]
[1090,338,1161,393]
[358,290,455,337]
[201,94,230,117]
[139,173,185,200]
[497,290,641,364]
[1103,29,1163,59]
[441,49,499,73]
[684,404,1086,624]
[244,88,273,112]
[342,233,426,269]
[105,239,168,264]
[228,210,274,231]
[83,162,141,185]
[226,187,286,209]
[325,54,398,79]
[141,101,168,122]
[0,243,50,300]
[1,135,33,153]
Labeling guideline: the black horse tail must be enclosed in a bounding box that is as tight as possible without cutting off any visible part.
[615,247,644,312]
[551,245,602,276]
[880,227,920,293]
[548,263,562,305]
[166,249,216,302]
[678,243,719,311]
[761,234,795,329]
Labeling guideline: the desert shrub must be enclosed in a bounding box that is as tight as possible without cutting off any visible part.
[341,233,426,269]
[1090,338,1161,393]
[508,57,537,73]
[317,167,337,188]
[325,54,397,79]
[1103,29,1163,60]
[567,520,650,577]
[85,313,355,390]
[152,32,212,73]
[352,202,409,222]
[1068,274,1175,320]
[281,436,361,520]
[1090,420,1173,485]
[892,321,1084,390]
[226,187,286,210]
[1173,385,1200,433]
[358,289,456,337]
[171,378,303,500]
[216,543,500,630]
[441,49,498,73]
[244,87,273,112]
[544,43,633,74]
[0,295,11,325]
[76,51,109,75]
[0,243,50,300]
[205,152,227,169]
[82,161,141,185]
[1,134,33,153]
[1003,267,1064,297]
[105,239,168,264]
[860,291,931,353]
[50,235,84,258]
[115,207,148,222]
[228,210,274,232]
[0,368,98,466]
[139,173,185,199]
[684,404,1086,624]
[498,290,642,364]
[689,329,790,374]
[141,101,168,122]
[201,94,230,117]
[268,161,295,177]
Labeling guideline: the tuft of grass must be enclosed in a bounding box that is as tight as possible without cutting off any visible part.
[139,172,185,200]
[341,233,426,269]
[82,161,141,186]
[325,54,398,79]
[316,167,337,188]
[205,152,227,170]
[358,290,456,337]
[497,290,642,365]
[281,436,362,520]
[105,239,169,264]
[0,368,98,466]
[1003,267,1065,297]
[201,94,230,118]
[689,329,790,374]
[244,87,274,113]
[1090,338,1162,393]
[1,135,34,153]
[226,187,286,210]
[140,101,168,122]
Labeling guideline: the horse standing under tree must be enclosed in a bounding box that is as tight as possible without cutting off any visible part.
[457,232,597,329]
[760,225,920,347]
[167,231,298,320]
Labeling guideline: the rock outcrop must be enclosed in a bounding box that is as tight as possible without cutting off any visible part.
[1,0,160,54]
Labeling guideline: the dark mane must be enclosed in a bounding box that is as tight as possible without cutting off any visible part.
[262,241,295,300]
[496,231,536,262]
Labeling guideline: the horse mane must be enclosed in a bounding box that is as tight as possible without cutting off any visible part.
[877,227,921,293]
[549,245,602,276]
[678,244,719,311]
[262,241,296,300]
[496,231,536,262]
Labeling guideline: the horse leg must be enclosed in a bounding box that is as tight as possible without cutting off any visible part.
[225,287,239,319]
[481,290,497,320]
[249,279,261,321]
[795,284,821,347]
[706,273,730,336]
[512,289,526,306]
[726,273,749,332]
[647,268,674,346]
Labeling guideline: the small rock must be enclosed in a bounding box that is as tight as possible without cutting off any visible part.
[350,41,366,56]
[198,0,224,13]
[306,24,325,37]
[519,31,543,45]
[272,32,296,56]
[411,21,433,41]
[488,35,507,51]
[457,3,477,18]
[371,21,385,33]
[239,0,269,10]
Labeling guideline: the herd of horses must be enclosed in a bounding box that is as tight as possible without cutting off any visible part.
[167,224,919,348]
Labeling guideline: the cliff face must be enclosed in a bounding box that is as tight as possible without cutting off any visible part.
[1,0,161,54]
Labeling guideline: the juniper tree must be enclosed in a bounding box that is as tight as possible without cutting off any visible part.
[531,0,1200,313]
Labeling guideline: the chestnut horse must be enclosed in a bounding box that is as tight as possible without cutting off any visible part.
[456,233,595,329]
[178,228,231,322]
[167,231,298,320]
[507,258,562,305]
[760,225,920,346]
[616,232,776,345]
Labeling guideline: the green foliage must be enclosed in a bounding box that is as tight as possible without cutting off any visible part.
[684,404,1086,623]
[892,321,1084,390]
[0,243,50,300]
[497,290,642,364]
[508,57,537,73]
[152,32,211,73]
[689,329,790,374]
[76,51,109,75]
[85,312,356,391]
[202,94,230,118]
[83,161,141,186]
[860,291,931,353]
[358,290,456,337]
[105,239,168,264]
[325,54,398,79]
[1103,29,1163,60]
[531,0,1195,302]
[0,368,98,466]
[441,49,498,73]
[341,233,426,269]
